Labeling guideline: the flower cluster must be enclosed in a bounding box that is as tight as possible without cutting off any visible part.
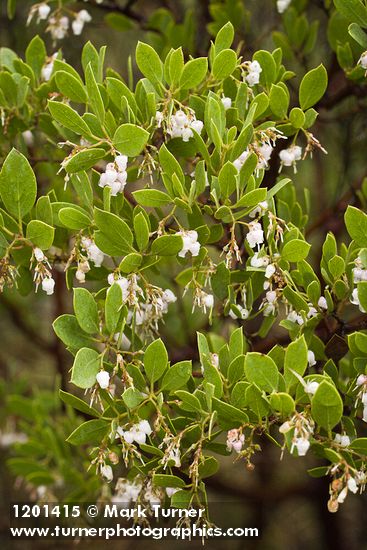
[245,60,262,86]
[177,230,201,258]
[280,412,315,456]
[108,273,143,305]
[161,436,182,469]
[107,274,177,333]
[279,145,303,172]
[226,429,245,453]
[117,420,153,445]
[112,478,162,506]
[81,237,104,268]
[163,110,204,142]
[99,155,128,196]
[71,10,92,35]
[126,288,177,331]
[229,286,249,320]
[286,301,322,325]
[328,466,362,512]
[233,142,274,175]
[27,4,92,41]
[32,248,56,296]
[229,303,249,320]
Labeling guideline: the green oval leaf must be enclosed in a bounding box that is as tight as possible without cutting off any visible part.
[0,149,37,220]
[299,64,328,110]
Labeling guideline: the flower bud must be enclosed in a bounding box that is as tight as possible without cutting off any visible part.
[317,296,328,310]
[307,350,316,367]
[327,498,339,513]
[108,452,119,465]
[221,97,232,110]
[34,248,45,262]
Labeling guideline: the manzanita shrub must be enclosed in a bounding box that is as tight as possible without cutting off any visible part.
[2,0,367,525]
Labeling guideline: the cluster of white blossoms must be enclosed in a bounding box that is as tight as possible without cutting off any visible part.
[32,247,56,296]
[48,15,70,41]
[233,144,274,175]
[235,128,286,173]
[279,144,303,172]
[245,60,262,86]
[358,51,367,71]
[286,297,327,325]
[277,0,292,14]
[280,412,315,457]
[112,478,162,506]
[229,302,249,320]
[27,4,92,40]
[81,237,104,267]
[126,289,177,330]
[112,478,143,504]
[250,251,270,268]
[334,476,359,503]
[107,273,143,306]
[246,221,264,249]
[107,274,177,331]
[116,420,152,445]
[99,155,128,196]
[355,374,367,422]
[226,429,245,453]
[328,466,361,511]
[158,109,204,142]
[71,9,92,35]
[177,230,201,258]
[161,436,182,469]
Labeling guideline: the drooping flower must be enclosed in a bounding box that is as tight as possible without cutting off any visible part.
[226,429,245,453]
[42,277,55,295]
[221,96,232,110]
[246,222,264,249]
[96,370,110,389]
[177,230,201,258]
[279,145,302,172]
